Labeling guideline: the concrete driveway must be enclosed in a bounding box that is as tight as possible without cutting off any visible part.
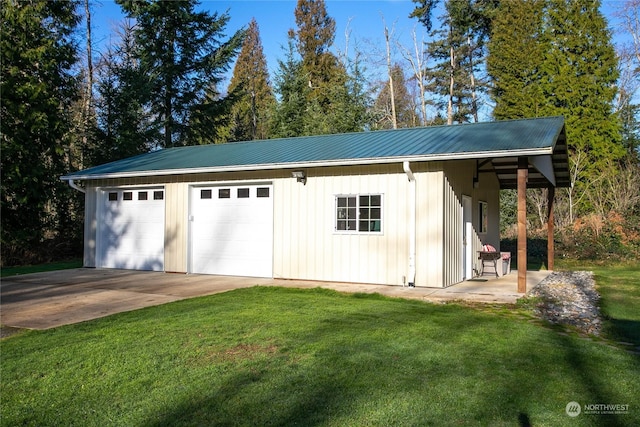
[0,269,278,330]
[1,268,550,332]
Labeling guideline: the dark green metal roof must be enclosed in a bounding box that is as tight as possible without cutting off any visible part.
[62,116,569,188]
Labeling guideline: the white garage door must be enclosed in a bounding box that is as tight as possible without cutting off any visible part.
[190,184,273,277]
[97,188,165,271]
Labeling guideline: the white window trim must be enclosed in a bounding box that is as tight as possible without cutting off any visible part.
[334,193,383,235]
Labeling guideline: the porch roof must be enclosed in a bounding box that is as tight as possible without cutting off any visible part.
[62,116,569,188]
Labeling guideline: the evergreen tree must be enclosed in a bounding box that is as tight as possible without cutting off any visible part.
[487,0,547,119]
[331,49,372,133]
[271,33,309,138]
[273,0,370,136]
[93,21,156,164]
[411,0,495,124]
[116,0,244,147]
[228,18,275,141]
[1,0,80,261]
[542,0,623,172]
[294,0,338,98]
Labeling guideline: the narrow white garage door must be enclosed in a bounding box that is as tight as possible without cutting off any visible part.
[190,184,273,277]
[97,188,165,271]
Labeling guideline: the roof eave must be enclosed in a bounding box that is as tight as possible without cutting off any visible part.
[60,147,554,182]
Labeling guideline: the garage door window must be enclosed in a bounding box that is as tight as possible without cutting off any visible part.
[238,188,250,198]
[201,189,212,199]
[219,188,231,199]
[123,191,133,201]
[108,192,118,201]
[335,194,382,233]
[153,191,164,200]
[138,191,148,200]
[257,187,270,198]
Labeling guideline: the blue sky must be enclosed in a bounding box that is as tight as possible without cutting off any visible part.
[90,0,631,94]
[92,1,428,78]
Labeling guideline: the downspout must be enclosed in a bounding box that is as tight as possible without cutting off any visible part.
[403,161,416,287]
[66,179,86,194]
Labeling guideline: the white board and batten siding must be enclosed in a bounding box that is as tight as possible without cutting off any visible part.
[273,165,412,286]
[81,161,498,288]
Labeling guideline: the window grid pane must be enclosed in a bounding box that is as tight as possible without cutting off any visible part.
[336,195,381,233]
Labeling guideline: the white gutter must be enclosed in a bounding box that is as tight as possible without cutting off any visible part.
[403,161,416,287]
[66,179,85,194]
[60,147,554,182]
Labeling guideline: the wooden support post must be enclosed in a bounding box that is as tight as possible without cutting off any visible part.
[547,186,555,271]
[517,158,528,293]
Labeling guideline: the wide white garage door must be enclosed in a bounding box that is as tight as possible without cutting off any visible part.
[97,188,165,271]
[190,184,273,277]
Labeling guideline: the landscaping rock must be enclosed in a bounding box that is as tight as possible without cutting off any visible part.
[527,271,602,336]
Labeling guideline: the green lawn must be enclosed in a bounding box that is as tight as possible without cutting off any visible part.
[556,259,640,348]
[0,259,82,278]
[2,271,639,426]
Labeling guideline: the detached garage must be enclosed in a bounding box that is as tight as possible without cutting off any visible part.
[62,117,570,290]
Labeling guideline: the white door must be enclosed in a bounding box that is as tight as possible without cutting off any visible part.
[97,188,165,271]
[190,184,273,278]
[462,195,473,280]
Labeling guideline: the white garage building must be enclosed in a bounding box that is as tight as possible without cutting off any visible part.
[62,117,569,290]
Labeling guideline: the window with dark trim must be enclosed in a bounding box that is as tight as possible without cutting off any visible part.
[257,187,270,198]
[138,191,148,200]
[479,201,488,233]
[237,188,250,198]
[358,195,382,232]
[123,191,133,201]
[218,188,230,199]
[153,191,164,200]
[336,194,382,233]
[108,192,118,201]
[201,189,212,199]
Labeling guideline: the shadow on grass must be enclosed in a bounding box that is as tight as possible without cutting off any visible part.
[552,331,639,427]
[604,318,640,349]
[143,291,640,426]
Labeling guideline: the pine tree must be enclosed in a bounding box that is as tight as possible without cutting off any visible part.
[487,0,547,119]
[271,33,309,138]
[1,0,80,261]
[93,21,156,164]
[116,0,244,147]
[294,0,337,97]
[542,0,623,171]
[228,19,275,141]
[411,0,495,124]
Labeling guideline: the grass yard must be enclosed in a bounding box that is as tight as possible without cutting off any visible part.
[0,259,82,278]
[556,260,640,348]
[2,276,639,426]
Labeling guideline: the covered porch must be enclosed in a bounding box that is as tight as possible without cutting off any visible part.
[477,118,570,292]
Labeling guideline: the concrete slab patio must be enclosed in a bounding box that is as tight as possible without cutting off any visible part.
[1,268,551,331]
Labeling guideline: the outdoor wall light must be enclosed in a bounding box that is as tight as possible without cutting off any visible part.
[291,170,306,185]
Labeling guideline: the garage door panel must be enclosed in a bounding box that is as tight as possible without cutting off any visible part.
[98,189,165,271]
[190,185,273,277]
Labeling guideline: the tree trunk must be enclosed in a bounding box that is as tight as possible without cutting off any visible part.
[384,25,397,129]
[82,0,93,169]
[467,33,478,123]
[447,24,454,126]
